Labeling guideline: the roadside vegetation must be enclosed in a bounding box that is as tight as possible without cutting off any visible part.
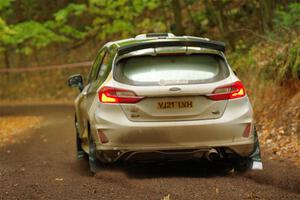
[0,1,299,165]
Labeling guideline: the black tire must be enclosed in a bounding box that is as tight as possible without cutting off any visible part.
[234,157,253,172]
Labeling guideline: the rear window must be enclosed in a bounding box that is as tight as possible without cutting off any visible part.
[115,54,229,85]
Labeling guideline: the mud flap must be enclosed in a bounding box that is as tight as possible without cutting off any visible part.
[75,120,85,160]
[88,133,102,173]
[249,127,263,170]
[76,142,85,159]
[88,153,101,173]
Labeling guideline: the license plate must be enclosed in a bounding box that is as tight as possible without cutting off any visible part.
[157,101,193,109]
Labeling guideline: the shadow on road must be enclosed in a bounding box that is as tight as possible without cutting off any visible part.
[73,157,300,194]
[121,160,233,179]
[74,159,233,179]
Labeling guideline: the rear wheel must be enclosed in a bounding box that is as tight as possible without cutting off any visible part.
[234,157,253,172]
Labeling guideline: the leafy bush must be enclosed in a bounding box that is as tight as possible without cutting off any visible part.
[274,3,300,31]
[277,44,300,81]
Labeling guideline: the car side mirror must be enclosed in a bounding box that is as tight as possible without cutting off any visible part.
[68,74,84,92]
[233,70,238,76]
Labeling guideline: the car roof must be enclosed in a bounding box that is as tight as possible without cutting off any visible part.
[104,33,226,53]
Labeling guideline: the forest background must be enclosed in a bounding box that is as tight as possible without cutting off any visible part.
[0,0,299,165]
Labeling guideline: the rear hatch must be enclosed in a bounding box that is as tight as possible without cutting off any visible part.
[113,53,230,122]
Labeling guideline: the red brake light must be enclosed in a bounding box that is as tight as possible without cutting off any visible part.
[98,86,144,103]
[207,81,246,101]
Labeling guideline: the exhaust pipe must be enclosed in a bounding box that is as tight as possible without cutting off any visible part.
[205,149,221,161]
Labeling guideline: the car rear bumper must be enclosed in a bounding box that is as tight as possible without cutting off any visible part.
[94,142,255,163]
[90,97,255,162]
[92,122,255,162]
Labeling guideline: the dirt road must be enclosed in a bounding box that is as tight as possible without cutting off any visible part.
[0,105,299,200]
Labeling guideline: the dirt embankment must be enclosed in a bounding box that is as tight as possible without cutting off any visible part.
[256,89,300,166]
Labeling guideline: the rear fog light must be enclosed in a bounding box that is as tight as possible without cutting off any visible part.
[97,129,109,143]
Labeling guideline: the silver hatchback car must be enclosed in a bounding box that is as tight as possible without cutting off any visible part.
[68,33,262,172]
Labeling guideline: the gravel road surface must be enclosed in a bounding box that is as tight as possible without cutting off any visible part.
[0,105,299,200]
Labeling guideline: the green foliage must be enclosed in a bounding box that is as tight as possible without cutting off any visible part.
[54,3,87,23]
[0,18,14,53]
[12,21,66,46]
[274,3,300,30]
[0,21,68,54]
[89,0,162,39]
[0,2,89,54]
[0,0,299,85]
[0,0,13,11]
[48,3,89,40]
[277,42,300,81]
[290,46,300,79]
[0,0,299,102]
[0,18,12,39]
[0,0,14,47]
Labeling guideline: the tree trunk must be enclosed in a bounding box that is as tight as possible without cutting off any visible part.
[4,50,11,81]
[213,0,235,51]
[172,0,184,35]
[259,0,274,33]
[203,0,214,27]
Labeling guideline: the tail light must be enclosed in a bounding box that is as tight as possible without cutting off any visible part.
[207,81,246,101]
[98,86,144,103]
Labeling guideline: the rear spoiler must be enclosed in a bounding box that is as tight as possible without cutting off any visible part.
[117,39,225,55]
